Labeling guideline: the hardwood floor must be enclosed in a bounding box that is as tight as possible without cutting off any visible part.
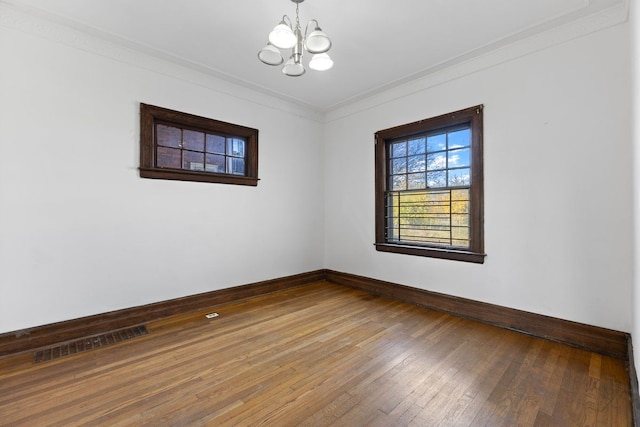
[0,282,632,426]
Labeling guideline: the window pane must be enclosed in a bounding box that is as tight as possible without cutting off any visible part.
[407,173,426,190]
[427,153,446,171]
[427,171,446,188]
[392,158,406,174]
[452,213,469,226]
[391,141,407,158]
[451,189,469,201]
[183,151,205,171]
[407,155,425,172]
[206,154,225,173]
[156,146,181,168]
[384,188,473,249]
[206,134,225,154]
[452,226,469,241]
[427,133,446,152]
[448,148,470,168]
[183,130,204,152]
[448,128,471,149]
[228,157,245,175]
[386,193,400,241]
[157,125,181,148]
[227,138,245,157]
[448,168,471,186]
[408,137,426,155]
[392,175,407,190]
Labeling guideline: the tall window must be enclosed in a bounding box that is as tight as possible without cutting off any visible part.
[140,104,259,186]
[375,105,485,263]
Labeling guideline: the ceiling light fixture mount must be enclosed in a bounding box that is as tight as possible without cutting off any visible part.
[258,0,333,77]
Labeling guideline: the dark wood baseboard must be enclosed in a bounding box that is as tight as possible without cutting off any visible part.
[0,268,630,362]
[0,270,325,357]
[325,269,629,360]
[628,336,640,426]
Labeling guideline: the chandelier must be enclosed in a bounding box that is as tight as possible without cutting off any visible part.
[257,0,333,77]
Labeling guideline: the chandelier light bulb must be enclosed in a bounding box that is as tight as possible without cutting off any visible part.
[258,44,284,66]
[269,22,296,49]
[309,53,333,71]
[282,57,306,76]
[304,28,331,54]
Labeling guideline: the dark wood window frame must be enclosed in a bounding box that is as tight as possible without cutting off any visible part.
[139,103,259,186]
[375,105,485,263]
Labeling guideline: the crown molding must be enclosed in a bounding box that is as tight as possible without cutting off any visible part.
[325,0,629,123]
[0,1,325,123]
[0,1,629,123]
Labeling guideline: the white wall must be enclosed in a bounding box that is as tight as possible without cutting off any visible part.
[632,0,640,370]
[324,23,633,332]
[0,14,325,333]
[0,3,633,337]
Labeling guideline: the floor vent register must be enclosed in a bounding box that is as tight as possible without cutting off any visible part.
[33,325,148,363]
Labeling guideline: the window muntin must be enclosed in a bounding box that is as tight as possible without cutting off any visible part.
[155,123,246,175]
[389,125,471,191]
[375,105,484,263]
[140,104,258,186]
[387,125,472,249]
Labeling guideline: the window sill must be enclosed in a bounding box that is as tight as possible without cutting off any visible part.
[139,167,259,186]
[375,243,486,264]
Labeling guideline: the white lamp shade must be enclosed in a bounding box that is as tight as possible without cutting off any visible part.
[309,53,334,71]
[282,58,305,76]
[304,29,331,53]
[269,23,296,49]
[258,44,284,66]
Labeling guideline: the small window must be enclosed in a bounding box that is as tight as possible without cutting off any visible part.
[139,104,258,186]
[375,105,485,263]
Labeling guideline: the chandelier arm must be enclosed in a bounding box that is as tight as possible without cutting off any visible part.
[303,19,319,38]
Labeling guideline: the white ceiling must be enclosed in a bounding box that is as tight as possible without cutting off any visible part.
[2,0,624,112]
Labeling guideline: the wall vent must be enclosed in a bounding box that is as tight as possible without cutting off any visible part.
[33,325,148,363]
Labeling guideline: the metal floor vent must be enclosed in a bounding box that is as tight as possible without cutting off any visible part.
[34,325,148,363]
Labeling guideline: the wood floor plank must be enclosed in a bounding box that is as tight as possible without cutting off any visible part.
[0,282,632,426]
